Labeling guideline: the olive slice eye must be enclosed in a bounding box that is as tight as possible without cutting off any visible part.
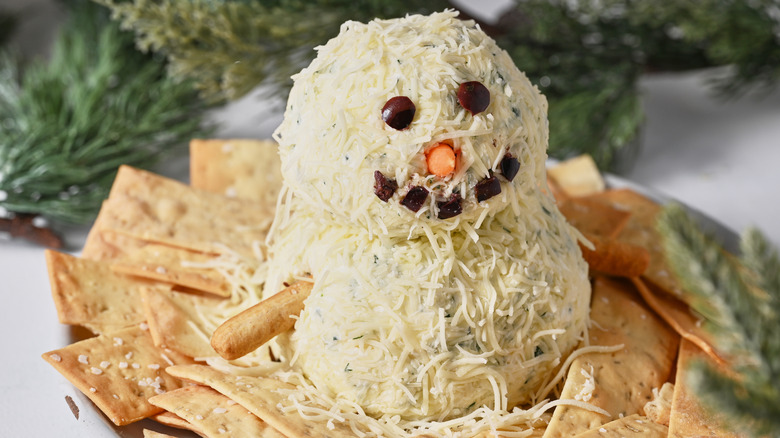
[500,154,520,181]
[457,81,490,115]
[382,96,416,130]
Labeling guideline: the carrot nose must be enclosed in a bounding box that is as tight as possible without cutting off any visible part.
[426,143,457,177]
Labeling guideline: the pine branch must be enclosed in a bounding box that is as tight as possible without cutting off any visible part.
[687,361,780,437]
[97,0,450,104]
[0,11,15,47]
[657,204,780,436]
[0,2,210,225]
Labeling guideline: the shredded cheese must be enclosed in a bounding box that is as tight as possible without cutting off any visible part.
[192,10,596,437]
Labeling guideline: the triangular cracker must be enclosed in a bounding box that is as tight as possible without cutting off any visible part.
[143,429,182,438]
[149,385,284,437]
[668,340,745,438]
[140,286,220,358]
[558,196,631,240]
[42,325,194,426]
[166,364,356,438]
[151,411,204,435]
[597,188,685,298]
[632,277,726,365]
[45,250,149,334]
[143,429,183,438]
[543,277,679,437]
[570,414,668,437]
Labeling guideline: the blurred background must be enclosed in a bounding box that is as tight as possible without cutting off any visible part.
[1,0,779,247]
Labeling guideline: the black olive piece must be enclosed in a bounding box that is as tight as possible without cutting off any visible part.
[475,176,501,202]
[437,193,463,219]
[400,186,429,212]
[373,171,398,202]
[457,81,490,115]
[500,154,520,181]
[382,96,416,130]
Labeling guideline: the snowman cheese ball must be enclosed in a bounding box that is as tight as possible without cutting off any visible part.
[266,11,591,420]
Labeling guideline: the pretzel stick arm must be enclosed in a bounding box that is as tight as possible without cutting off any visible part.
[211,281,313,360]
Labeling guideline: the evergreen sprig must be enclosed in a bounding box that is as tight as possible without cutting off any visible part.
[657,204,780,437]
[0,2,209,224]
[0,11,15,47]
[97,0,449,104]
[97,0,780,171]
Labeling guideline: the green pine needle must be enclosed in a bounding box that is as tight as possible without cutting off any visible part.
[0,3,209,224]
[657,204,780,436]
[98,0,450,104]
[0,11,15,47]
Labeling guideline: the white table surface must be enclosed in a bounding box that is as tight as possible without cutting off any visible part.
[2,1,780,436]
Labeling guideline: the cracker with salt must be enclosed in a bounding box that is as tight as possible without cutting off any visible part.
[668,340,745,438]
[112,240,230,297]
[189,139,282,210]
[45,250,149,334]
[99,165,271,260]
[42,325,194,426]
[140,286,220,359]
[81,202,133,261]
[151,411,204,436]
[167,364,356,438]
[632,277,725,364]
[543,276,679,438]
[571,414,668,437]
[149,385,284,438]
[143,429,183,438]
[547,155,605,197]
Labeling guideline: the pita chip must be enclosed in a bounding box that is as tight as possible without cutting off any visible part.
[668,340,746,438]
[632,277,726,365]
[597,188,687,299]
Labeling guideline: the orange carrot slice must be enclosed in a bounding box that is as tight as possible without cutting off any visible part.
[426,143,457,177]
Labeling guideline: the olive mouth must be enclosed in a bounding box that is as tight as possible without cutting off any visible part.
[373,151,520,220]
